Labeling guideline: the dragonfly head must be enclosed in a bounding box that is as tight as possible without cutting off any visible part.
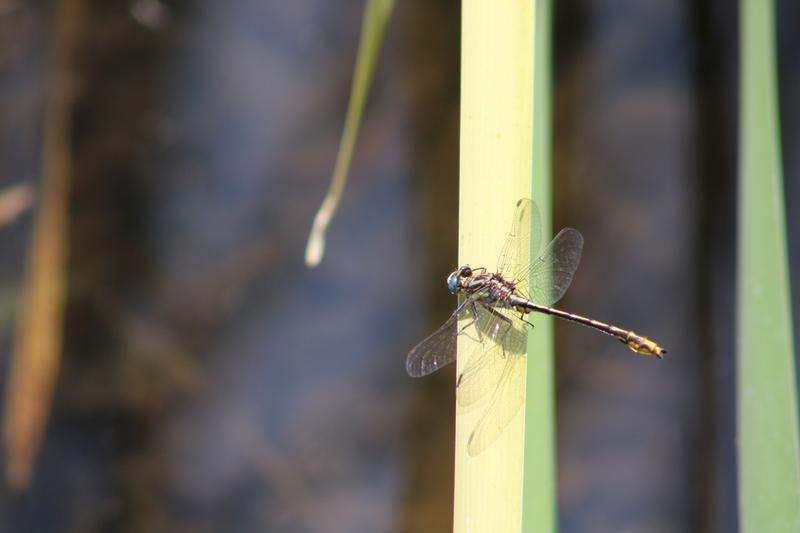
[447,265,472,294]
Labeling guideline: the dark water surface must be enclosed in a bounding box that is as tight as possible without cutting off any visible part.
[0,1,797,532]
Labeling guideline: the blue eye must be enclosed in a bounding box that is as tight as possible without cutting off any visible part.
[447,265,471,293]
[447,272,458,293]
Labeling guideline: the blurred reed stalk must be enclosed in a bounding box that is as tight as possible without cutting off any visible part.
[736,0,800,530]
[2,0,84,490]
[304,0,394,268]
[0,183,35,229]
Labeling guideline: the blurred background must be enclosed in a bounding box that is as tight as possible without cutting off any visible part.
[0,0,798,532]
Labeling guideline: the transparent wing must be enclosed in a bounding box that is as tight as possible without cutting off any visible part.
[456,341,508,415]
[456,302,528,411]
[467,350,526,456]
[527,227,583,306]
[406,298,473,377]
[453,301,528,456]
[496,199,542,294]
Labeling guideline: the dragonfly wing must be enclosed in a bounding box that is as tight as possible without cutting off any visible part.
[457,340,506,413]
[527,227,583,306]
[466,350,526,456]
[450,300,528,455]
[496,199,542,285]
[406,298,473,377]
[457,302,528,411]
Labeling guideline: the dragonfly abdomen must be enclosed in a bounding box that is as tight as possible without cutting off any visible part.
[518,301,666,358]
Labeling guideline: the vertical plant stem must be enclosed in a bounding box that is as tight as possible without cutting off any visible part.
[3,0,83,490]
[455,2,551,531]
[0,183,35,229]
[522,0,555,530]
[737,0,800,530]
[304,0,394,267]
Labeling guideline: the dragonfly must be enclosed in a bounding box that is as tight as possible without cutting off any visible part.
[406,198,666,455]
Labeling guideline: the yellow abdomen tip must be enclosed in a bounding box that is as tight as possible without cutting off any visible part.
[626,335,667,359]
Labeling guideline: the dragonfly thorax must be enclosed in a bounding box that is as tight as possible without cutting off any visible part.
[477,274,520,307]
[449,266,521,307]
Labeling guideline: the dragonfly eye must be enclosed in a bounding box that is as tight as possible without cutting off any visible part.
[448,265,471,293]
[446,272,459,293]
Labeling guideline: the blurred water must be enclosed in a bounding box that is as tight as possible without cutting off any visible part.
[0,1,797,533]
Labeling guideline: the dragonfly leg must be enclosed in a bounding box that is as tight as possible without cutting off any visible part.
[479,303,514,357]
[457,300,483,343]
[459,319,480,343]
[518,312,535,328]
[458,320,474,334]
[467,300,485,341]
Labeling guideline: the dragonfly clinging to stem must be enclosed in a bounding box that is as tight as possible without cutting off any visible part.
[406,198,666,455]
